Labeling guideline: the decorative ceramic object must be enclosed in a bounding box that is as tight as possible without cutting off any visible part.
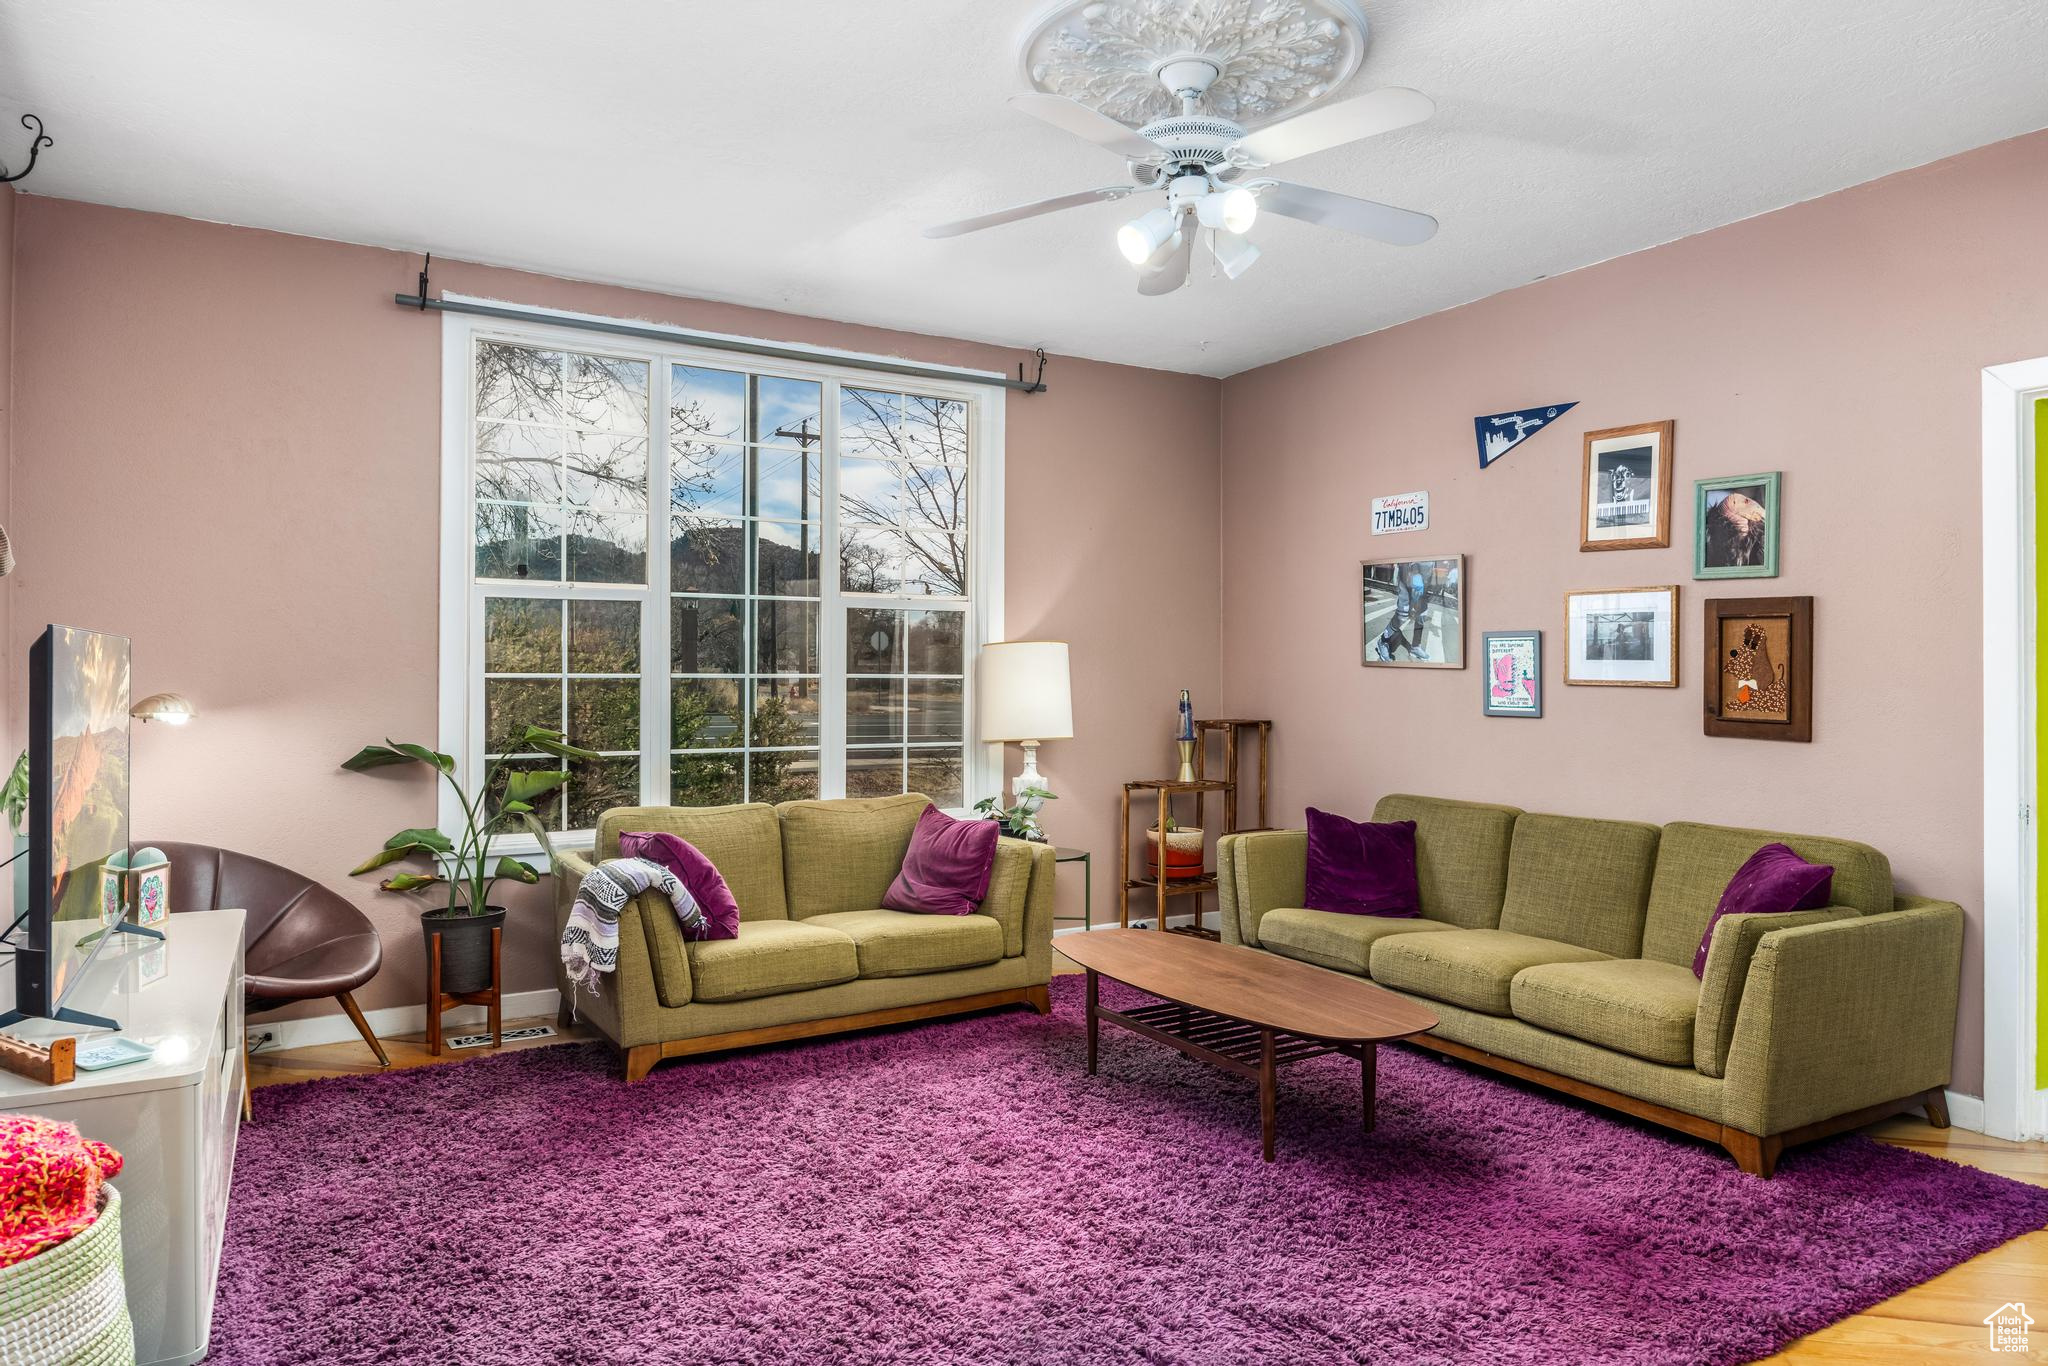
[1146,824,1205,881]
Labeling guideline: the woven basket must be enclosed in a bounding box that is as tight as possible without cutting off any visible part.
[0,1186,134,1366]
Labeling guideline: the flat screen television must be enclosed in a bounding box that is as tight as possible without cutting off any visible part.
[4,624,134,1029]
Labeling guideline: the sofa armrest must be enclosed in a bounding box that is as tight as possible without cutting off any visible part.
[1217,830,1306,948]
[997,838,1057,980]
[1720,901,1963,1137]
[1694,907,1858,1077]
[554,848,682,1044]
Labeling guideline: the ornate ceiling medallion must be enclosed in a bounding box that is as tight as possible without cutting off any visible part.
[1020,0,1371,128]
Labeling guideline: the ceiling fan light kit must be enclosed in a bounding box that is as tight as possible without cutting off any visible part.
[926,0,1439,295]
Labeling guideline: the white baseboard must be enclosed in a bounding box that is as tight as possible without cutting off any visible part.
[2026,1088,2048,1141]
[1055,911,1206,937]
[1943,1089,1986,1134]
[251,988,562,1054]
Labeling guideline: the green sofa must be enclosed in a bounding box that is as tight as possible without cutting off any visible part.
[555,793,1056,1081]
[1217,794,1963,1175]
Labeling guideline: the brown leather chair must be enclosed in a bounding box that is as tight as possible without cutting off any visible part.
[152,842,389,1074]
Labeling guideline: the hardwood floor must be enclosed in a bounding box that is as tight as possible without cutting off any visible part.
[249,982,2046,1363]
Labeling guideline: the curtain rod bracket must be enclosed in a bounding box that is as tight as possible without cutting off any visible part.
[415,253,431,311]
[1019,348,1048,394]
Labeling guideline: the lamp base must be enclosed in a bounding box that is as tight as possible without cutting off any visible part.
[1013,741,1054,812]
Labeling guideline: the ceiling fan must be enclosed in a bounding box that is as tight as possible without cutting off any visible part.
[925,55,1437,294]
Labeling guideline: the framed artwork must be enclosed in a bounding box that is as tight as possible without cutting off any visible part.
[1695,472,1781,579]
[1564,586,1679,687]
[1482,631,1542,717]
[1581,420,1675,551]
[1703,596,1813,741]
[1362,556,1464,669]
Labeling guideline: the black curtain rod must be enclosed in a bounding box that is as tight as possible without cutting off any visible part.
[393,292,1050,394]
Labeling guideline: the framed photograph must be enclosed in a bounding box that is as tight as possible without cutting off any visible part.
[1581,421,1675,551]
[1695,472,1781,579]
[1362,556,1464,669]
[1482,631,1542,717]
[1564,586,1679,687]
[1704,596,1812,741]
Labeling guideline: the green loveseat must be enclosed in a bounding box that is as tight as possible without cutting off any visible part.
[555,794,1056,1081]
[1217,794,1963,1175]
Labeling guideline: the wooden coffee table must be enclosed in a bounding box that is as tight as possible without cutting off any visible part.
[1060,928,1439,1161]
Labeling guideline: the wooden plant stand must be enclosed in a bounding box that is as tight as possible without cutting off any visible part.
[1118,778,1231,937]
[1192,718,1273,835]
[425,922,502,1056]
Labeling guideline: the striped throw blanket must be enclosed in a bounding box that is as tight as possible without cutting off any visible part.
[560,857,706,1010]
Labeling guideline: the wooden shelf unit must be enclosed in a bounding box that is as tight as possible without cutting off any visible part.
[1192,718,1273,835]
[1118,779,1231,936]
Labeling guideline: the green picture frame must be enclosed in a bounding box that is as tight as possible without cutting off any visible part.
[1694,472,1780,579]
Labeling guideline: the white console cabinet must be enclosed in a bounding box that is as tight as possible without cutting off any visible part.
[0,909,245,1366]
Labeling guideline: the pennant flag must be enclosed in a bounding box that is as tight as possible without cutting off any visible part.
[1475,402,1577,469]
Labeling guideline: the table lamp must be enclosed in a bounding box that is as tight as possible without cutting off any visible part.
[979,641,1072,809]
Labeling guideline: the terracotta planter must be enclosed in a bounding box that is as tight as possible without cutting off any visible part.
[1146,827,1205,881]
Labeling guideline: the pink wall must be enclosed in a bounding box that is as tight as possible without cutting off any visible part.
[0,184,14,756]
[1218,130,2048,1097]
[5,197,1220,1022]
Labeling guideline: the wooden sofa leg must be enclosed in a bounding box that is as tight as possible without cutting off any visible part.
[622,1044,662,1084]
[335,991,390,1068]
[1923,1087,1951,1129]
[1721,1128,1783,1179]
[1026,984,1051,1016]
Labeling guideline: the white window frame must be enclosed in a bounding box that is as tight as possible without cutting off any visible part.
[437,304,1006,858]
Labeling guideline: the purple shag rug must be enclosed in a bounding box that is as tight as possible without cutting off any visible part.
[211,976,2048,1365]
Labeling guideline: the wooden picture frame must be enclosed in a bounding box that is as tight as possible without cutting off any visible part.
[1694,472,1781,579]
[1581,420,1675,551]
[1361,556,1464,669]
[1703,595,1813,741]
[1564,585,1679,687]
[1481,631,1542,717]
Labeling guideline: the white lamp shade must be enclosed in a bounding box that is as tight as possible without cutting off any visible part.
[979,642,1073,742]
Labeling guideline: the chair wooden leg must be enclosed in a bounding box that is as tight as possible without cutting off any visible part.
[1923,1087,1951,1129]
[622,1044,661,1084]
[334,991,390,1068]
[1026,983,1051,1016]
[241,1030,253,1122]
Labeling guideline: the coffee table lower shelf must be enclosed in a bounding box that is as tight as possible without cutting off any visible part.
[1084,971,1378,1162]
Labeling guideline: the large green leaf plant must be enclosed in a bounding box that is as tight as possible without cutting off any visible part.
[343,726,596,916]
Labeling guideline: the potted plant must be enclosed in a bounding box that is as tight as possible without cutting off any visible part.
[343,726,594,995]
[1146,814,1205,881]
[971,786,1055,843]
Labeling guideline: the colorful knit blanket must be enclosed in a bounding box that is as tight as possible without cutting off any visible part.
[561,857,706,1009]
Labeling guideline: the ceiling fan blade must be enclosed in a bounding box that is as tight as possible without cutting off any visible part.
[1137,231,1194,295]
[924,186,1135,239]
[1008,92,1170,162]
[1255,181,1438,246]
[1228,87,1435,167]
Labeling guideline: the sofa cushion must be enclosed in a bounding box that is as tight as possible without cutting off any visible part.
[882,804,999,916]
[778,794,930,917]
[685,920,859,1003]
[1691,843,1834,976]
[1260,908,1459,976]
[1498,813,1660,958]
[597,804,787,922]
[804,910,1004,979]
[1641,821,1892,968]
[1510,959,1702,1066]
[619,830,740,940]
[1370,929,1610,1016]
[1304,809,1420,917]
[1369,794,1521,929]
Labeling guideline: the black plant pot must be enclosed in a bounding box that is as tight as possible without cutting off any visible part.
[421,906,506,996]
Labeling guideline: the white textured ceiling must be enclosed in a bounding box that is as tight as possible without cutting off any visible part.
[1,0,2044,377]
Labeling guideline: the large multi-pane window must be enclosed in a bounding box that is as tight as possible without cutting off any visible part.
[446,312,1001,846]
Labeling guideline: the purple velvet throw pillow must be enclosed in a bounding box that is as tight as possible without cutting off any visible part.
[620,830,741,941]
[1691,843,1833,977]
[1304,808,1421,918]
[883,804,1000,917]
